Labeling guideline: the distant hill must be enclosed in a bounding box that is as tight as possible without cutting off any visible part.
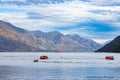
[0,20,42,52]
[32,31,102,52]
[0,20,101,52]
[96,36,120,53]
[66,34,101,51]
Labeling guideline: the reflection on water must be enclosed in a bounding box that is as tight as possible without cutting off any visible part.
[0,66,120,80]
[0,52,120,80]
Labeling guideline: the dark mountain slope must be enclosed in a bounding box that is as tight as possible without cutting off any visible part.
[96,36,120,53]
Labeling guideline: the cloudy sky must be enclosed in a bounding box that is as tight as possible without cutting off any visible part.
[0,0,120,43]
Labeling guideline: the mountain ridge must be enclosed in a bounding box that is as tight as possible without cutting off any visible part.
[0,20,102,52]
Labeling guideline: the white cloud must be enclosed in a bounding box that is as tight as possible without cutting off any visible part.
[0,0,120,43]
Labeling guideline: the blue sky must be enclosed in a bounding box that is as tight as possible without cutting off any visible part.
[0,0,120,43]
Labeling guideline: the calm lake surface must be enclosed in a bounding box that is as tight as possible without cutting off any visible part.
[0,52,120,80]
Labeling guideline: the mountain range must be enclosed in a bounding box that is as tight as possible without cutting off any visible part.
[0,20,101,52]
[96,36,120,53]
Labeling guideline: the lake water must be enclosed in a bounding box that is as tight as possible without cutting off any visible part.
[0,52,120,80]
